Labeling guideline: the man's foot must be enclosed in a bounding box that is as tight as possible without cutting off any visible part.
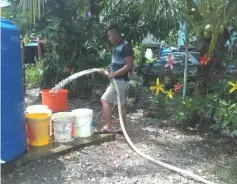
[102,126,114,132]
[94,127,114,134]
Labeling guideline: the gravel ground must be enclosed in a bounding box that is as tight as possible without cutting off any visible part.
[2,88,237,184]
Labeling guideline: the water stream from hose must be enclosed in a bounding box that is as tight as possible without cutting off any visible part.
[50,68,101,92]
[50,68,216,184]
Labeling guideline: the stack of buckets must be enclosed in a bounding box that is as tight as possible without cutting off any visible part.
[25,89,93,148]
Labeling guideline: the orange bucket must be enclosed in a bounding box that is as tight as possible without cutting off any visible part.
[40,89,68,112]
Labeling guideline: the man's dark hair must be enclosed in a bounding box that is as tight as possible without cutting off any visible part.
[106,24,122,49]
[106,24,120,34]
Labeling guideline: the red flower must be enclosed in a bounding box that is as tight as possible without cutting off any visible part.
[174,82,182,92]
[200,55,211,66]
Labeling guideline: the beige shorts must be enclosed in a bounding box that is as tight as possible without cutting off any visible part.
[101,80,129,105]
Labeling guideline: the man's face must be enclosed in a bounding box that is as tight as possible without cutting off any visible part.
[108,29,118,45]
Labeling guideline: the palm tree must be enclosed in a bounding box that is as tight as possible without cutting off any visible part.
[17,0,46,27]
[139,0,237,53]
[16,0,237,58]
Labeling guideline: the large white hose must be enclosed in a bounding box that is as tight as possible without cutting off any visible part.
[102,71,216,184]
[51,68,216,184]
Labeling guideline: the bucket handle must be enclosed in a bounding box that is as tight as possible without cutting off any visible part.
[76,117,92,128]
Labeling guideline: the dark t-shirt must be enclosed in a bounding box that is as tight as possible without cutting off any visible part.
[111,41,133,81]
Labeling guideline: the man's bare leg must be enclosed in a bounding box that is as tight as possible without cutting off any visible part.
[111,104,126,124]
[101,99,113,131]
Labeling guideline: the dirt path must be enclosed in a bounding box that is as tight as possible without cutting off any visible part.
[2,88,237,184]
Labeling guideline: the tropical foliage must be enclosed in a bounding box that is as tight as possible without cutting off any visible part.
[6,0,237,134]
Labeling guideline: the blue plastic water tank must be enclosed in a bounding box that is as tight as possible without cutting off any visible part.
[1,18,26,163]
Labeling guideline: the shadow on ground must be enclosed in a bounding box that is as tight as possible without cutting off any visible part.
[1,156,66,184]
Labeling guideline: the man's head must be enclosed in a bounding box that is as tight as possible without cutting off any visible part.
[107,24,121,45]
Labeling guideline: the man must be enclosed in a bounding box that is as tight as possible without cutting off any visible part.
[99,24,133,133]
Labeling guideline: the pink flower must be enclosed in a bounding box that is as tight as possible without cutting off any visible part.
[174,82,182,92]
[165,55,178,70]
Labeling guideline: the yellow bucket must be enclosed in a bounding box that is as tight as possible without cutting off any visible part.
[25,113,50,147]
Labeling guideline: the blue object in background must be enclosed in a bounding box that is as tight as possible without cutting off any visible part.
[1,18,26,163]
[160,47,178,56]
[226,31,237,46]
[177,21,186,47]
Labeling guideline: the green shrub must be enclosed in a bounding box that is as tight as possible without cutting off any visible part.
[216,100,237,132]
[24,58,43,88]
[173,95,217,128]
[126,78,143,112]
[133,43,145,66]
[145,91,173,119]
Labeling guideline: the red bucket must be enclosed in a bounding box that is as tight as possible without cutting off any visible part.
[40,89,68,112]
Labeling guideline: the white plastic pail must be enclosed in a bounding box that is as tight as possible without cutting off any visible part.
[52,112,75,143]
[25,105,53,136]
[71,108,93,138]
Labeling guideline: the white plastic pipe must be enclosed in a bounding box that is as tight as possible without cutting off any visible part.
[102,70,216,184]
[50,68,216,184]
